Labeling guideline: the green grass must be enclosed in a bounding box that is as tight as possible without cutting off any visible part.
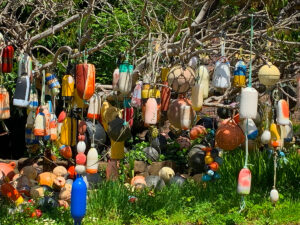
[1,149,300,225]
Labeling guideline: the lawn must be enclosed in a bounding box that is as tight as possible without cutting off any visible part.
[1,149,300,225]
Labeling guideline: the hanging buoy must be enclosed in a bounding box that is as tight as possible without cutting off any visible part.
[167,65,195,93]
[191,81,203,111]
[118,61,133,95]
[76,63,95,100]
[167,97,195,129]
[270,188,279,203]
[284,120,293,142]
[212,58,231,89]
[196,65,209,98]
[145,98,157,125]
[71,175,87,225]
[131,81,142,108]
[276,99,289,125]
[270,123,281,148]
[28,88,38,110]
[233,60,246,87]
[42,105,51,140]
[33,112,46,136]
[87,94,101,120]
[112,68,120,91]
[60,117,77,146]
[258,62,280,86]
[86,147,98,174]
[14,53,31,107]
[45,73,60,96]
[240,119,258,140]
[77,141,86,153]
[62,75,74,101]
[110,139,125,160]
[0,87,10,119]
[59,145,72,159]
[2,45,14,73]
[261,130,271,144]
[142,86,161,125]
[123,100,134,127]
[237,168,251,195]
[215,119,245,151]
[50,113,58,141]
[180,105,192,130]
[161,82,171,112]
[239,87,258,119]
[188,56,198,69]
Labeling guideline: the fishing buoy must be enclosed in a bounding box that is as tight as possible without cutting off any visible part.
[196,65,209,98]
[75,165,86,175]
[33,112,46,136]
[13,74,31,107]
[237,168,251,195]
[87,94,101,120]
[276,99,289,125]
[270,188,279,203]
[131,81,142,108]
[188,56,198,69]
[50,114,58,141]
[191,81,203,111]
[188,146,206,172]
[270,123,281,148]
[45,73,60,96]
[1,182,24,206]
[161,68,169,82]
[76,153,86,165]
[233,60,246,87]
[258,62,280,86]
[86,147,98,174]
[239,87,258,119]
[180,105,192,130]
[107,117,131,142]
[158,167,175,183]
[112,68,119,91]
[122,104,134,127]
[62,75,74,101]
[60,117,77,146]
[240,119,258,140]
[284,120,293,142]
[212,59,231,89]
[190,125,207,140]
[0,87,10,119]
[59,145,72,159]
[28,89,38,110]
[110,139,125,160]
[215,119,245,151]
[261,130,271,144]
[2,45,14,73]
[76,63,95,100]
[167,97,195,129]
[42,105,51,140]
[145,98,157,125]
[161,82,171,112]
[167,65,195,93]
[118,61,133,95]
[71,175,87,225]
[77,141,86,153]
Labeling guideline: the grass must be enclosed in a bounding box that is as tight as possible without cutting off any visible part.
[0,148,300,225]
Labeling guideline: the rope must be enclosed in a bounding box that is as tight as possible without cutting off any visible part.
[273,150,277,189]
[41,70,45,105]
[248,14,254,88]
[244,119,249,168]
[221,37,225,57]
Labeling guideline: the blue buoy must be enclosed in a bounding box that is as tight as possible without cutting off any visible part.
[202,174,212,182]
[71,175,87,225]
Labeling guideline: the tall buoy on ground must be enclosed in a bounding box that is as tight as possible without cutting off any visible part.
[71,175,87,225]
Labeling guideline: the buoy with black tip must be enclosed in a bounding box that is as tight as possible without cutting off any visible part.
[71,174,87,225]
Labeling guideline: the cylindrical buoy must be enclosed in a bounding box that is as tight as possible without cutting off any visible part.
[87,94,101,120]
[237,168,251,195]
[118,61,133,95]
[161,82,171,112]
[196,65,209,98]
[191,82,203,111]
[112,68,120,91]
[239,87,258,119]
[86,147,98,174]
[180,105,192,130]
[261,130,271,144]
[145,98,157,125]
[50,115,58,141]
[77,141,86,153]
[270,123,281,147]
[62,75,75,101]
[0,87,10,119]
[71,175,87,225]
[270,188,279,203]
[276,99,289,125]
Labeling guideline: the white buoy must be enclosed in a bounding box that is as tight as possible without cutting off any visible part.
[212,61,231,89]
[196,65,209,98]
[270,188,279,203]
[77,141,86,153]
[239,87,258,119]
[180,105,192,130]
[75,165,86,174]
[261,130,271,144]
[191,82,203,111]
[276,99,289,125]
[86,147,99,174]
[118,63,133,95]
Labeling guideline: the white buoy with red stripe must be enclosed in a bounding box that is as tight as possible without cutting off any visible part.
[87,94,101,120]
[276,99,289,125]
[237,167,251,195]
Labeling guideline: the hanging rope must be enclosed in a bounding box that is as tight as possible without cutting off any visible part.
[41,70,46,106]
[273,150,277,189]
[248,14,254,88]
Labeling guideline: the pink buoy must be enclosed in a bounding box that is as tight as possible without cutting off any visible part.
[145,98,157,125]
[76,153,87,165]
[237,168,251,195]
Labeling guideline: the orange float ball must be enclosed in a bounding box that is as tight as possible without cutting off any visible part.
[209,162,219,171]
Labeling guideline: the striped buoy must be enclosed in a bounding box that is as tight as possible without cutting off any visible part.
[62,75,74,101]
[0,87,10,119]
[45,73,60,96]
